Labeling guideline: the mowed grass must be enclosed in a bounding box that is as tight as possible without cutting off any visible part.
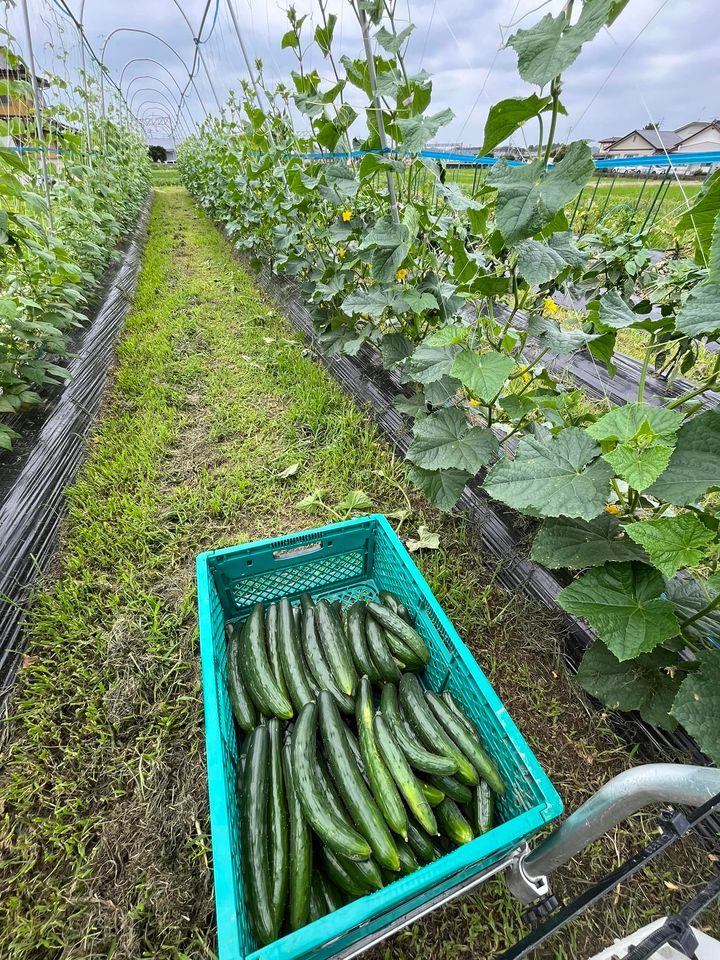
[150,164,181,186]
[1,186,717,960]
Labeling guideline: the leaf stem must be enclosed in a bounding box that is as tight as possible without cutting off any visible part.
[680,589,720,630]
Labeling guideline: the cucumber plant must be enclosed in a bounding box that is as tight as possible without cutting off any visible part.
[178,0,720,760]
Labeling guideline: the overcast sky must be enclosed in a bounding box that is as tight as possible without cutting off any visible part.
[15,0,718,149]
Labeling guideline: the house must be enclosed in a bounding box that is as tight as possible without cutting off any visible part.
[598,121,720,159]
[674,120,720,154]
[0,50,67,159]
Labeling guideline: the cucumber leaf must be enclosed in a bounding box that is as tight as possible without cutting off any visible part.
[674,283,720,338]
[407,407,498,473]
[450,350,515,403]
[648,409,720,506]
[624,515,715,578]
[558,561,680,661]
[665,576,720,642]
[483,427,613,520]
[531,514,646,569]
[408,465,469,511]
[577,641,681,731]
[672,652,720,764]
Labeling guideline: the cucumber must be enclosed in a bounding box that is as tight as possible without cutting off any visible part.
[365,614,401,684]
[436,797,474,846]
[309,875,327,922]
[337,851,384,892]
[425,691,504,795]
[315,600,357,696]
[316,871,344,912]
[267,719,288,938]
[343,725,366,779]
[378,590,411,623]
[399,675,478,786]
[380,684,457,775]
[443,690,476,734]
[300,592,314,615]
[366,601,430,665]
[318,691,400,871]
[291,702,371,861]
[406,822,441,864]
[240,603,293,720]
[278,597,315,713]
[282,744,311,931]
[383,629,424,669]
[321,846,372,898]
[226,622,257,731]
[419,780,444,807]
[265,604,288,700]
[373,712,438,836]
[356,676,408,839]
[241,725,275,946]
[428,773,472,805]
[346,603,378,682]
[301,605,354,713]
[396,839,421,875]
[473,780,494,836]
[293,602,302,633]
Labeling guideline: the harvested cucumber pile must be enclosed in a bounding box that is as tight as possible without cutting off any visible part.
[225,592,504,947]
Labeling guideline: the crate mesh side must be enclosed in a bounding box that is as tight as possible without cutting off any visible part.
[208,574,253,956]
[230,551,365,609]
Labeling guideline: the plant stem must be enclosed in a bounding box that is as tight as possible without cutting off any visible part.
[680,589,720,630]
[637,347,651,403]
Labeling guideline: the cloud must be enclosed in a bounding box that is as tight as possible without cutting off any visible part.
[13,0,720,149]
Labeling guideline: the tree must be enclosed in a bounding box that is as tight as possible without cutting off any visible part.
[148,144,167,162]
[642,121,664,130]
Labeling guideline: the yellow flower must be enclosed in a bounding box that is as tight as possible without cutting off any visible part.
[544,297,558,315]
[338,246,346,259]
[468,398,480,407]
[519,364,531,382]
[605,503,619,514]
[342,209,352,222]
[396,268,408,281]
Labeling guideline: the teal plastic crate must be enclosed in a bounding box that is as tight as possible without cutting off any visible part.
[197,515,562,960]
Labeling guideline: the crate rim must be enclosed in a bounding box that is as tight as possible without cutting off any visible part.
[197,514,563,960]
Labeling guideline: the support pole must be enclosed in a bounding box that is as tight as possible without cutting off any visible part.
[356,4,400,224]
[196,41,222,111]
[77,4,93,165]
[225,0,265,108]
[19,0,53,232]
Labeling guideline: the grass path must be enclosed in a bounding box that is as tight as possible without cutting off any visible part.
[1,186,716,960]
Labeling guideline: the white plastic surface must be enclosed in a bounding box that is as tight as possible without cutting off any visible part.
[589,919,720,960]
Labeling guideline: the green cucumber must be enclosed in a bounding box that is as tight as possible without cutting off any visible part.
[366,601,430,665]
[425,691,504,795]
[357,677,408,839]
[396,839,421,875]
[300,592,314,614]
[473,780,494,836]
[226,623,257,731]
[343,725,367,779]
[309,875,327,922]
[378,590,411,623]
[241,725,275,946]
[380,684,457,775]
[315,600,357,696]
[382,629,424,669]
[265,604,288,700]
[301,605,354,713]
[399,675,478,786]
[291,702,371,861]
[436,797,474,846]
[316,871,344,912]
[428,774,472,805]
[346,603,378,682]
[321,847,372,898]
[419,780,444,807]
[278,597,315,713]
[373,712,438,836]
[406,822,441,864]
[240,603,293,720]
[319,691,400,871]
[365,614,401,684]
[282,744,311,931]
[267,719,288,938]
[338,852,384,892]
[443,690,475,733]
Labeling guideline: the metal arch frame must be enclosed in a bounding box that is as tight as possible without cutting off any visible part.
[137,104,179,150]
[118,58,198,133]
[168,0,222,112]
[99,28,209,120]
[127,82,191,138]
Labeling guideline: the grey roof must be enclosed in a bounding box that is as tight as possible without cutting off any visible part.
[608,128,681,151]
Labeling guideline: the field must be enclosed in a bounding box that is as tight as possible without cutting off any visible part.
[2,186,718,960]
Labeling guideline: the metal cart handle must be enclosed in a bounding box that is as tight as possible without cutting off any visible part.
[508,764,720,901]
